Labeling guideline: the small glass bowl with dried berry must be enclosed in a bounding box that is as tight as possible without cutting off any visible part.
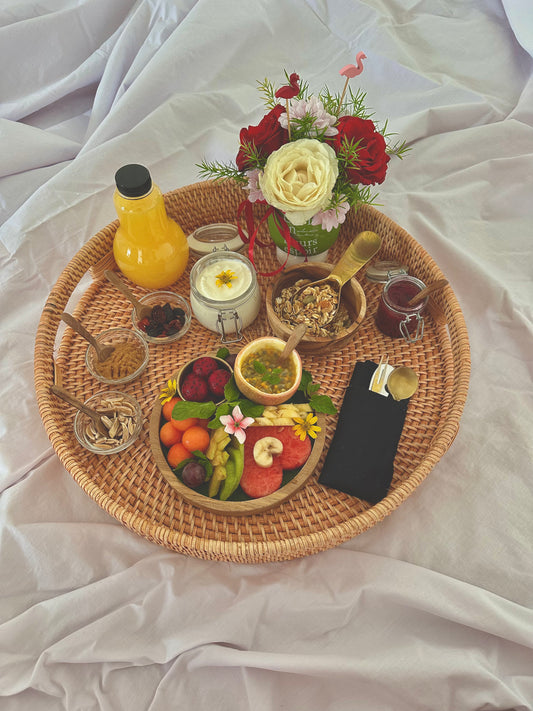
[131,291,192,344]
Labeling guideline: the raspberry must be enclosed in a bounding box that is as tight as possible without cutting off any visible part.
[193,357,219,379]
[181,373,209,402]
[208,368,231,398]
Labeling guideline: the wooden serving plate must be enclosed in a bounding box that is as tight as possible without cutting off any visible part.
[265,262,366,355]
[149,392,326,516]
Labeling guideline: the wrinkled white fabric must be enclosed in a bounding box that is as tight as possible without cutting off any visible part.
[1,1,533,709]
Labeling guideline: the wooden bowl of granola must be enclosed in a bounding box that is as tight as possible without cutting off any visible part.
[265,263,366,354]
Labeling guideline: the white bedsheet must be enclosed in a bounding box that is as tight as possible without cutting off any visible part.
[1,1,532,709]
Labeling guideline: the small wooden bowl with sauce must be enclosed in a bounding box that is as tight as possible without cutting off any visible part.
[234,336,302,406]
[265,263,366,355]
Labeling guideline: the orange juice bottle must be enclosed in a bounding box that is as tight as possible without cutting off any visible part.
[112,164,189,289]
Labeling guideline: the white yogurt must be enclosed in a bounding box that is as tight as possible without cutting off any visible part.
[190,251,261,342]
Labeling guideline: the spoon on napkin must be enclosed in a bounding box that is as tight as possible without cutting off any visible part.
[386,367,419,401]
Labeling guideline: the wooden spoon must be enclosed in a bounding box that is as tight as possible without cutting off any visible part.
[279,323,307,364]
[407,279,448,306]
[50,384,111,436]
[293,231,382,325]
[61,312,114,362]
[104,269,152,321]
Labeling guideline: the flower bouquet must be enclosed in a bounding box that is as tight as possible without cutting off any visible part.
[198,54,408,274]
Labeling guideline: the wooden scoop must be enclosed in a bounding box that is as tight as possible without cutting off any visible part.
[104,270,152,321]
[61,312,114,362]
[407,279,448,306]
[51,384,111,436]
[279,324,307,364]
[294,231,382,325]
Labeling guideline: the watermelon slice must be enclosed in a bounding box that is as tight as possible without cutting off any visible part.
[239,426,312,499]
[241,427,283,498]
[275,426,312,470]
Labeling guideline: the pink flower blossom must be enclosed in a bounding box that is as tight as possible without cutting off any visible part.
[311,200,350,232]
[219,405,254,444]
[245,169,265,203]
[278,96,338,137]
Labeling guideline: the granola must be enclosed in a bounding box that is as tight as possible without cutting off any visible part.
[274,279,352,337]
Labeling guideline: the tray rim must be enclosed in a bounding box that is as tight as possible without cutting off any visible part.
[34,180,471,563]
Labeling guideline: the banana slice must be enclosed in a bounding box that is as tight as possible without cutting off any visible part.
[253,437,284,468]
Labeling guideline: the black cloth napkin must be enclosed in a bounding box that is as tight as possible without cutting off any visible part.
[319,360,409,504]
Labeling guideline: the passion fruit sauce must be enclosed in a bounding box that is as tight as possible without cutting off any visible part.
[240,346,297,394]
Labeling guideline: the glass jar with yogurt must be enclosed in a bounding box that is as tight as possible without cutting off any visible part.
[189,250,261,343]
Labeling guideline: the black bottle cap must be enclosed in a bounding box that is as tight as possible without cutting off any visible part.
[114,164,152,197]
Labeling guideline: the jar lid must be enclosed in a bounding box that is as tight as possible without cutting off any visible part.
[115,164,152,198]
[187,223,247,255]
[366,260,408,283]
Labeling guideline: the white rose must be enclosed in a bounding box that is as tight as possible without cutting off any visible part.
[259,138,338,226]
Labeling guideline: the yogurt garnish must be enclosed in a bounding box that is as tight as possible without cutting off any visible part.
[196,259,252,301]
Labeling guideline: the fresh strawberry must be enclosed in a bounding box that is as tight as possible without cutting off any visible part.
[181,373,209,402]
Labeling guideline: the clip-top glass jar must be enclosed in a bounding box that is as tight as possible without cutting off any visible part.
[189,250,261,343]
[375,274,428,342]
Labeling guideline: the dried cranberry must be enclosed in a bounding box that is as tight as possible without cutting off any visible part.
[137,317,150,332]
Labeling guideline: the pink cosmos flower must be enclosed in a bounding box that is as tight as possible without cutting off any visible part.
[244,169,265,203]
[219,405,254,444]
[278,96,338,137]
[311,200,350,232]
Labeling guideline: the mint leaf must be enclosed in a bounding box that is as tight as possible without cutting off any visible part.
[172,400,216,420]
[224,376,240,403]
[298,369,313,395]
[238,399,264,418]
[253,360,267,374]
[309,394,337,414]
[216,347,230,360]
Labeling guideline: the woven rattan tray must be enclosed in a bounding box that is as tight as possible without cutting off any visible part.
[35,180,470,563]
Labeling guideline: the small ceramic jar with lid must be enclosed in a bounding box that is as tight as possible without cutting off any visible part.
[189,250,261,343]
[375,274,428,342]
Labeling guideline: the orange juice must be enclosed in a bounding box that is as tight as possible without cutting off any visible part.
[113,165,189,289]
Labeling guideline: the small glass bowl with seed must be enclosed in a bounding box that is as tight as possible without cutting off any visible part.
[73,390,143,455]
[131,291,192,344]
[85,327,149,385]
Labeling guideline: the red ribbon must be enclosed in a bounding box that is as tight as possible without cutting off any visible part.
[237,199,308,277]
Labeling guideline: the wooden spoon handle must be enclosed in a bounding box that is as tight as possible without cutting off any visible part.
[61,312,100,351]
[50,384,100,419]
[104,270,144,311]
[407,279,449,306]
[279,323,307,363]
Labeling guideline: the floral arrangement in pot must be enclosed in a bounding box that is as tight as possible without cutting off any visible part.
[198,53,408,274]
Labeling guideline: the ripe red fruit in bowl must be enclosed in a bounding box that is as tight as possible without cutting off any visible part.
[181,373,209,402]
[193,357,219,379]
[208,368,231,398]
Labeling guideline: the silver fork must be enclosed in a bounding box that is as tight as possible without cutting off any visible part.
[370,354,389,393]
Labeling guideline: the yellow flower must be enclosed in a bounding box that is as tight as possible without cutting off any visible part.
[292,413,321,441]
[216,269,237,288]
[159,378,178,404]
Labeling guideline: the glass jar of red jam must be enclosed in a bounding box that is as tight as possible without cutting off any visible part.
[375,275,428,342]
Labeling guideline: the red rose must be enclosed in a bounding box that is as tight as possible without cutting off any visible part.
[236,105,288,171]
[332,116,390,185]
